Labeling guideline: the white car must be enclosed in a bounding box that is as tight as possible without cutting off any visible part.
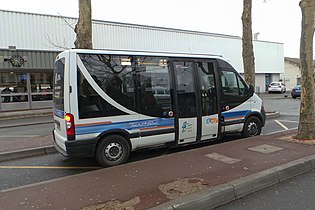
[268,82,286,93]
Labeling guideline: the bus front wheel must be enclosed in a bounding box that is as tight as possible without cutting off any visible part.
[242,116,262,137]
[96,135,130,167]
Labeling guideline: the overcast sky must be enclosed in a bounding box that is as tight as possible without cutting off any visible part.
[1,0,302,58]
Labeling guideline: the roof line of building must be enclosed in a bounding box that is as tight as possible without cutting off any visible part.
[285,57,315,68]
[0,47,62,53]
[0,9,283,45]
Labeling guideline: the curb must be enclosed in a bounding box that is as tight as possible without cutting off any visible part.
[0,146,56,162]
[265,111,280,119]
[0,120,53,129]
[0,109,52,120]
[149,154,315,210]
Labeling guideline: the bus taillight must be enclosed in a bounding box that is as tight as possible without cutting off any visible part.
[65,113,75,140]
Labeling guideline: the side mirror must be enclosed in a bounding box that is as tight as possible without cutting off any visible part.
[248,84,254,96]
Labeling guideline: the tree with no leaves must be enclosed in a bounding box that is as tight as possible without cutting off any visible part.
[242,0,256,88]
[74,0,93,49]
[296,0,315,140]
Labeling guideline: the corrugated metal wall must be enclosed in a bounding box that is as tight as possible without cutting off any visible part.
[92,21,244,70]
[0,50,58,70]
[0,10,284,74]
[0,10,75,50]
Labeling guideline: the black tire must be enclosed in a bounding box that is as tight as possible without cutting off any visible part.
[95,135,130,167]
[292,96,296,99]
[242,116,262,138]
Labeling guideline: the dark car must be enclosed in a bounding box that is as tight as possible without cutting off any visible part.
[291,84,301,99]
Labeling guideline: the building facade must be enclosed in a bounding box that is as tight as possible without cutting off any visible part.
[282,57,301,90]
[0,10,284,111]
[0,48,58,111]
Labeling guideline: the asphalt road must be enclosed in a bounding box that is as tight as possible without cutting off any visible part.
[0,93,302,191]
[261,115,299,135]
[0,139,239,191]
[259,92,300,116]
[0,93,300,143]
[0,154,99,191]
[0,123,53,144]
[0,114,299,191]
[215,169,315,210]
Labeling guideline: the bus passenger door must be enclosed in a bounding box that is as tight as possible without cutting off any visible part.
[196,62,219,140]
[173,61,198,145]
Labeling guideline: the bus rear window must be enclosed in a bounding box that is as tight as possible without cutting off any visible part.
[53,58,65,111]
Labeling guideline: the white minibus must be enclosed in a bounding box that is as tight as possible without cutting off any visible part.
[53,49,265,167]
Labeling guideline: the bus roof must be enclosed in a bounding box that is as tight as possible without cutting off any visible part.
[65,49,224,60]
[57,49,238,71]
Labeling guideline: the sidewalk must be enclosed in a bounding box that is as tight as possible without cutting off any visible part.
[0,109,55,161]
[0,108,52,121]
[1,110,315,210]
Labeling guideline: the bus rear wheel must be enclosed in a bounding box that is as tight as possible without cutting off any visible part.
[96,135,130,167]
[242,116,262,137]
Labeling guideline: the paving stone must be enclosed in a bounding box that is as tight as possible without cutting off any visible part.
[204,152,241,164]
[247,144,283,154]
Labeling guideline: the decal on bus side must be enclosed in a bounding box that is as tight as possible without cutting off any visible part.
[75,118,175,135]
[222,110,251,122]
[181,121,193,133]
[205,117,219,124]
[54,109,65,118]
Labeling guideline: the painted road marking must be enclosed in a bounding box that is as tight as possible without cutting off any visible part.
[274,120,289,130]
[276,120,299,123]
[0,166,101,169]
[205,152,241,164]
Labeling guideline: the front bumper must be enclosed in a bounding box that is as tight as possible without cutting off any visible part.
[268,88,282,92]
[261,109,266,127]
[291,92,301,97]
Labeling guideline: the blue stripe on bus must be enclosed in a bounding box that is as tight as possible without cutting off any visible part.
[222,110,251,121]
[75,118,175,135]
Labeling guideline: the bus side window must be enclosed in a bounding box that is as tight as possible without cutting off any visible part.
[197,61,217,116]
[174,61,197,118]
[220,71,239,96]
[136,56,172,117]
[77,54,136,118]
[236,75,248,96]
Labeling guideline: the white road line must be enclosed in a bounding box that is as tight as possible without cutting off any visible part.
[276,120,299,123]
[274,120,289,130]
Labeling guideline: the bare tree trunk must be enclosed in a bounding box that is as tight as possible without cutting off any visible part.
[296,0,315,139]
[242,0,256,87]
[74,0,93,49]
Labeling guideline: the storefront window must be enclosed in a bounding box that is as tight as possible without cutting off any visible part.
[30,72,53,101]
[0,72,28,103]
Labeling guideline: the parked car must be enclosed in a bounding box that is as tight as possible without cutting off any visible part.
[291,84,301,99]
[268,82,286,93]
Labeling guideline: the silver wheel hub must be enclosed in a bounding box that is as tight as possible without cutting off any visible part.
[247,122,258,135]
[105,142,123,161]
